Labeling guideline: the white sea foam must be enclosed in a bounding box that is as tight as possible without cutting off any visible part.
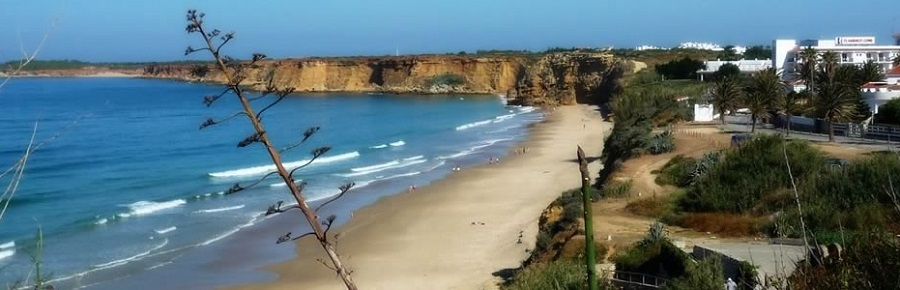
[339,159,427,177]
[269,180,304,188]
[471,138,515,150]
[351,160,400,172]
[208,151,360,178]
[201,218,257,246]
[389,140,406,147]
[0,241,14,250]
[455,119,492,131]
[195,204,245,214]
[437,149,475,160]
[94,218,108,225]
[403,155,425,161]
[154,226,177,234]
[146,261,174,271]
[381,171,422,180]
[493,113,516,123]
[123,199,187,216]
[0,249,13,261]
[369,144,388,149]
[517,106,537,114]
[92,239,168,270]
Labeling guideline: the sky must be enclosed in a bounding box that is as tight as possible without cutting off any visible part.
[1,0,898,62]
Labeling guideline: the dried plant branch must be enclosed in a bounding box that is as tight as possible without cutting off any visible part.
[0,18,56,94]
[0,122,38,222]
[186,10,357,289]
[316,183,356,212]
[199,112,249,129]
[782,143,813,264]
[281,126,321,153]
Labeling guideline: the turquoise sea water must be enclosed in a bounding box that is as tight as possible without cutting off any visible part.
[0,78,541,288]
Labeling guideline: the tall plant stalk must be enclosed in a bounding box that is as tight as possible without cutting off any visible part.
[577,146,598,290]
[185,11,357,290]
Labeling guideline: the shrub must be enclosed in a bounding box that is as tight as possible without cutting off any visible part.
[789,233,900,290]
[654,155,696,187]
[626,197,674,218]
[668,256,726,290]
[647,129,675,154]
[427,73,465,87]
[600,179,633,198]
[502,259,585,290]
[678,135,825,214]
[668,212,766,237]
[615,223,690,279]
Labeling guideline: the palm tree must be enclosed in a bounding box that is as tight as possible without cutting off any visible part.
[860,60,885,83]
[778,91,809,135]
[798,46,819,87]
[745,68,784,132]
[820,51,840,82]
[710,76,743,124]
[814,81,859,142]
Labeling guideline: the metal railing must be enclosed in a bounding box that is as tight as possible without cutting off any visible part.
[612,271,670,288]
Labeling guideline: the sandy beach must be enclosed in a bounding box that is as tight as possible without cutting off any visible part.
[236,104,611,290]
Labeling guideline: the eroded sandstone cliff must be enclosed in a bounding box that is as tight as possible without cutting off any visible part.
[143,52,622,105]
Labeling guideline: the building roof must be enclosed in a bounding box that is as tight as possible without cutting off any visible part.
[888,66,900,76]
[861,82,900,90]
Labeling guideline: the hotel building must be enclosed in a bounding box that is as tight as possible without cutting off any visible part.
[773,36,900,81]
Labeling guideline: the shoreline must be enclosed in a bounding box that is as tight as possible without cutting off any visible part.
[232,104,610,290]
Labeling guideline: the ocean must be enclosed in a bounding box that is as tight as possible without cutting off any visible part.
[0,77,541,288]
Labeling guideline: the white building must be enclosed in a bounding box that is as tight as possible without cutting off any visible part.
[700,59,772,74]
[773,36,900,81]
[862,66,900,114]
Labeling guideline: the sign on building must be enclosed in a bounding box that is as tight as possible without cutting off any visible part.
[836,36,876,45]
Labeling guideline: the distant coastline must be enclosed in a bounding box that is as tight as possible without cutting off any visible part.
[4,52,623,106]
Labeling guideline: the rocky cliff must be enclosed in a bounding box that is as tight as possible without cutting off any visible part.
[143,52,622,106]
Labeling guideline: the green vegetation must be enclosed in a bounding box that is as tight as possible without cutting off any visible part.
[788,232,900,290]
[615,223,689,279]
[668,256,726,290]
[742,45,772,60]
[874,98,900,125]
[501,259,587,290]
[713,63,741,80]
[654,57,705,80]
[647,129,675,155]
[597,69,699,187]
[426,73,466,87]
[598,179,633,198]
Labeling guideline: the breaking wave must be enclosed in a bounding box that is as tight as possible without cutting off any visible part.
[338,159,427,177]
[208,151,360,178]
[455,119,492,131]
[194,204,245,214]
[92,239,168,270]
[154,226,177,234]
[118,199,187,218]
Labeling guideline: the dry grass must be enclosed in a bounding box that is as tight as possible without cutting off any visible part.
[669,213,767,237]
[625,197,673,219]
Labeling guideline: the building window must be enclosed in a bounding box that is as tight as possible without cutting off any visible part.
[841,53,849,62]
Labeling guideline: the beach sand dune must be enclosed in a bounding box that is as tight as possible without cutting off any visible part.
[236,105,610,290]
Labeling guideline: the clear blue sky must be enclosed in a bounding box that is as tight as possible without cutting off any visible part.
[1,0,898,62]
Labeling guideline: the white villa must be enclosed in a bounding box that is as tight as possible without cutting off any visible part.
[861,66,900,114]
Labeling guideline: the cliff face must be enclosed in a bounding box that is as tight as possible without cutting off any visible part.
[143,52,621,105]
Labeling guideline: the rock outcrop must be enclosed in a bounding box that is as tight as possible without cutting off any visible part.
[143,52,622,106]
